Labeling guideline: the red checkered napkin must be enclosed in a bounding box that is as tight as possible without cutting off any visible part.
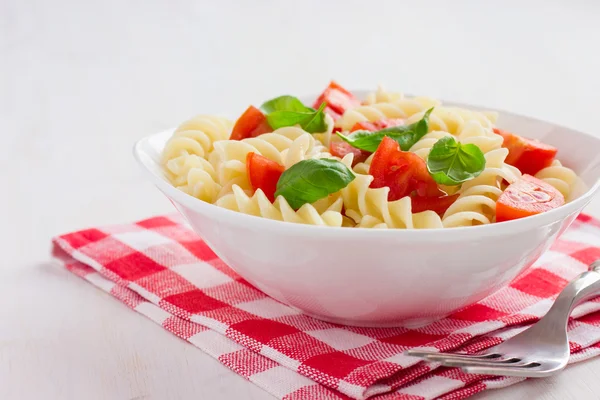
[51,214,600,400]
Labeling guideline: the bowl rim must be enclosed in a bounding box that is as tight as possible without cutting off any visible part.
[133,93,600,240]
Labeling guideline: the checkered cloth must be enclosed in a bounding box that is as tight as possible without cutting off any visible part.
[51,214,600,400]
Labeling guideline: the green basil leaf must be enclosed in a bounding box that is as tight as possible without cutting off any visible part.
[427,136,486,186]
[299,102,327,133]
[260,95,308,114]
[260,95,328,133]
[266,102,327,133]
[274,158,355,209]
[337,108,433,152]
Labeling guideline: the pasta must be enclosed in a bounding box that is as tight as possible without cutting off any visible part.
[216,185,344,226]
[342,173,443,229]
[311,114,335,148]
[364,86,403,105]
[335,97,441,131]
[535,160,578,201]
[161,83,583,229]
[211,127,331,194]
[406,107,498,135]
[163,115,233,166]
[162,115,233,202]
[366,87,498,135]
[173,155,222,202]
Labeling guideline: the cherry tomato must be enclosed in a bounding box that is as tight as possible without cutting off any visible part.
[246,152,284,202]
[323,106,342,121]
[329,141,370,167]
[369,137,442,201]
[313,81,361,120]
[351,118,405,132]
[496,174,565,222]
[412,193,459,215]
[494,128,557,175]
[230,106,273,140]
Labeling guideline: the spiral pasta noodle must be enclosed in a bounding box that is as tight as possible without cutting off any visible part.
[311,114,335,148]
[405,107,497,135]
[163,115,233,165]
[211,127,331,194]
[161,115,233,202]
[335,97,441,131]
[170,155,222,202]
[457,120,504,154]
[535,160,578,200]
[215,185,344,226]
[352,153,374,175]
[364,86,403,105]
[341,173,443,229]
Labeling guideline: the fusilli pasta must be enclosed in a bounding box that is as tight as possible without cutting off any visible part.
[173,155,222,202]
[364,86,403,105]
[162,115,233,202]
[163,115,233,165]
[211,127,330,194]
[457,120,504,154]
[161,84,582,229]
[311,114,335,148]
[335,97,441,131]
[342,173,443,229]
[406,107,497,135]
[216,185,344,226]
[535,160,578,201]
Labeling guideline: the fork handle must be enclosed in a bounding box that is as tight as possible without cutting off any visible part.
[540,260,600,331]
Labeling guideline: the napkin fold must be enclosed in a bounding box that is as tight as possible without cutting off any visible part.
[52,214,600,400]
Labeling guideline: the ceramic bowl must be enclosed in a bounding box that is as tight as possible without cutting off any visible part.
[134,91,600,327]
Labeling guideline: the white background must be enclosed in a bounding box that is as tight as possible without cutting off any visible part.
[2,0,600,398]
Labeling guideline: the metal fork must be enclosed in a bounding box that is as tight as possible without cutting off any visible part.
[406,260,600,377]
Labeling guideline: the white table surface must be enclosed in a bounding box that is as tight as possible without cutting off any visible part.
[2,1,600,399]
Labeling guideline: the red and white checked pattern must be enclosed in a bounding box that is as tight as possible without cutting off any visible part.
[51,214,600,400]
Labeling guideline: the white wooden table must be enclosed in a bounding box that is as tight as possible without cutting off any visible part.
[2,1,600,398]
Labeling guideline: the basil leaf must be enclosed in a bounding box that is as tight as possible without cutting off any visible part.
[274,158,355,209]
[266,102,327,133]
[260,96,328,133]
[300,102,327,133]
[337,108,433,152]
[427,136,486,186]
[260,95,308,114]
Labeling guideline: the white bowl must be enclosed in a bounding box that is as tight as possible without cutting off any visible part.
[134,92,600,327]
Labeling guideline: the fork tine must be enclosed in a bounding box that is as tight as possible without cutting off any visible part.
[406,350,500,361]
[461,364,546,378]
[440,358,521,368]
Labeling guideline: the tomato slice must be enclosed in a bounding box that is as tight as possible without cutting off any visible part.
[496,174,565,222]
[493,128,557,175]
[246,152,284,202]
[323,106,342,121]
[351,118,405,132]
[412,193,459,215]
[313,81,361,120]
[369,137,442,201]
[230,106,273,140]
[329,141,370,166]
